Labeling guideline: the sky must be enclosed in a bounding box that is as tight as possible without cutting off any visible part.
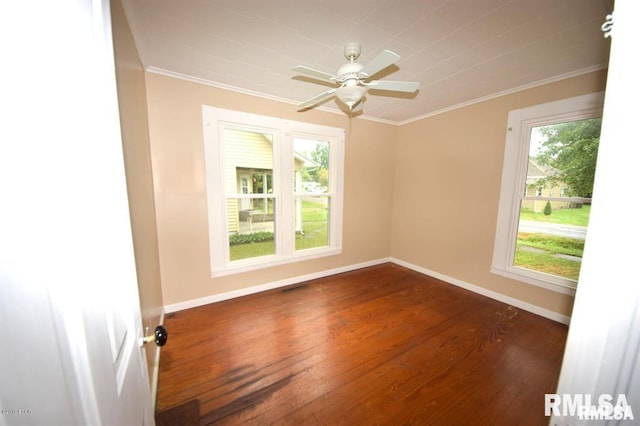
[529,126,547,157]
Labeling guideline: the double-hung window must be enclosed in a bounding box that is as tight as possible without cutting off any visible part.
[203,107,345,277]
[492,93,603,294]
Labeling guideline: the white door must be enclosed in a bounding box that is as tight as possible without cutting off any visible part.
[0,0,154,424]
[552,2,640,424]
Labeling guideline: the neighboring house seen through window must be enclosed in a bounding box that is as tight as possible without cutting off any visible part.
[203,107,345,277]
[492,93,603,294]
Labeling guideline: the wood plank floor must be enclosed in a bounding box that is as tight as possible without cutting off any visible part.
[155,263,568,425]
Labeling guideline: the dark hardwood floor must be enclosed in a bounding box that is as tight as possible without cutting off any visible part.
[155,263,567,425]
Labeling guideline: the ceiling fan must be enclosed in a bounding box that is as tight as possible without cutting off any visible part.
[292,42,420,113]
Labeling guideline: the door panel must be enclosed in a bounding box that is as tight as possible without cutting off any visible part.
[0,0,155,424]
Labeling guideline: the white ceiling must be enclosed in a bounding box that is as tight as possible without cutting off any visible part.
[120,0,612,124]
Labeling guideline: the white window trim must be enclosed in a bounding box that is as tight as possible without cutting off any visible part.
[202,106,345,277]
[491,92,604,295]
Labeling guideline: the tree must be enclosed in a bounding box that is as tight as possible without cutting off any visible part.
[307,142,329,188]
[535,118,601,197]
[311,142,329,169]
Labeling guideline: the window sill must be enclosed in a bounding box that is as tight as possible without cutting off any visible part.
[490,265,577,296]
[212,247,342,278]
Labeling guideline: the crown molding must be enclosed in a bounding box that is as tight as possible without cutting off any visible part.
[145,67,397,125]
[398,65,608,125]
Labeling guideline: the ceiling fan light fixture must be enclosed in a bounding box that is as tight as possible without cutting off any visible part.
[336,85,368,109]
[293,43,419,114]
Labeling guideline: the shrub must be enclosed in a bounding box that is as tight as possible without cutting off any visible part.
[229,231,274,245]
[543,201,552,216]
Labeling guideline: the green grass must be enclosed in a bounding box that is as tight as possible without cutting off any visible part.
[230,198,329,261]
[515,232,584,281]
[516,233,584,257]
[230,240,275,261]
[519,205,591,226]
[514,248,581,281]
[295,199,328,250]
[516,205,589,281]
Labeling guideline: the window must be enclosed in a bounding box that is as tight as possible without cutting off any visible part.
[492,93,603,294]
[203,107,345,276]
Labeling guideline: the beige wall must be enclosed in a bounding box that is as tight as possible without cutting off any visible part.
[391,70,608,317]
[111,0,164,381]
[137,53,606,318]
[144,73,397,306]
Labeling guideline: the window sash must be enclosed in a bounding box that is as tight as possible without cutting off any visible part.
[491,93,604,294]
[203,107,344,277]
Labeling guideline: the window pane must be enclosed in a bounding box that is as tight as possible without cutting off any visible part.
[223,128,274,202]
[294,138,329,194]
[293,138,330,251]
[515,200,587,281]
[228,197,276,261]
[223,128,275,262]
[527,119,600,199]
[295,196,329,251]
[514,118,600,281]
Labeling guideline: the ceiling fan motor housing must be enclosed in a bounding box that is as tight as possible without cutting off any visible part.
[336,62,364,85]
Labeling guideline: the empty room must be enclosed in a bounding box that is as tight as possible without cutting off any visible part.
[3,1,639,425]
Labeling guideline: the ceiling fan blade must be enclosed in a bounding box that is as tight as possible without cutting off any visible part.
[292,65,336,83]
[297,88,337,110]
[359,50,401,78]
[368,80,420,93]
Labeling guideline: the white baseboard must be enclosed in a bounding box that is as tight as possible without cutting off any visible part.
[163,257,569,325]
[163,258,391,313]
[390,258,570,324]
